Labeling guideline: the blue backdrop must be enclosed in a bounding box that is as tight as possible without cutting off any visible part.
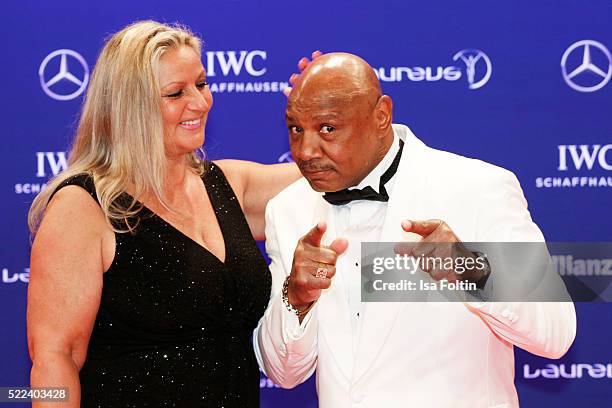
[1,1,611,407]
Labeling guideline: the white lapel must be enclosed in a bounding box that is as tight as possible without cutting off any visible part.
[312,195,355,381]
[352,124,429,382]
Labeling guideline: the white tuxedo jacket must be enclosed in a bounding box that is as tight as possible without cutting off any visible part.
[254,124,576,408]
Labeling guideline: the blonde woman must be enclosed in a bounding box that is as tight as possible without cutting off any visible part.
[27,21,301,407]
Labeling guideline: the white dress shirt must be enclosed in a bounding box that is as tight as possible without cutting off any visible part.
[283,132,401,357]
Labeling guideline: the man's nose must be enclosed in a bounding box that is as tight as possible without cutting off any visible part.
[294,131,322,161]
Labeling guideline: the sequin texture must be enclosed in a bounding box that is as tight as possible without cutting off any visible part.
[55,162,271,407]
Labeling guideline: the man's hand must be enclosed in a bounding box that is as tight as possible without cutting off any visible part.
[283,51,323,97]
[288,222,348,310]
[396,219,486,283]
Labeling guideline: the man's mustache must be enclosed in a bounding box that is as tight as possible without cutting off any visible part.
[297,161,334,173]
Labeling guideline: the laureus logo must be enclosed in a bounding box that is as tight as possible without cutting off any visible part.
[2,268,30,284]
[375,48,492,90]
[452,49,492,90]
[523,363,612,379]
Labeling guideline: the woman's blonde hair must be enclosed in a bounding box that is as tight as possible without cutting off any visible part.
[29,20,205,234]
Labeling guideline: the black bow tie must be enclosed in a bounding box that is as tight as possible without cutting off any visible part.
[323,139,404,206]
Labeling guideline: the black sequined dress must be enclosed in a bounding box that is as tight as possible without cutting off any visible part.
[52,162,271,407]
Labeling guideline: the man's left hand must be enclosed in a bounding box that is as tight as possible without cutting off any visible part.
[283,51,323,97]
[396,219,486,284]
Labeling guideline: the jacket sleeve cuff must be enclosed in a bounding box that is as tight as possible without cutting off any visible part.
[282,300,318,339]
[279,295,319,351]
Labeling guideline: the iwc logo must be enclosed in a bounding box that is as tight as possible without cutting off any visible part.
[15,151,68,195]
[204,50,288,94]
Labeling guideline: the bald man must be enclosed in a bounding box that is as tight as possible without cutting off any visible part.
[254,53,575,408]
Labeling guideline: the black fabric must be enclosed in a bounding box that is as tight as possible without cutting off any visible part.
[323,139,404,206]
[53,162,270,407]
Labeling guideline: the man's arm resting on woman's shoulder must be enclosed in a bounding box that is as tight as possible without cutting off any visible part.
[214,159,301,240]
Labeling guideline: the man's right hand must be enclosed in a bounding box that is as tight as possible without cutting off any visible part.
[288,222,348,310]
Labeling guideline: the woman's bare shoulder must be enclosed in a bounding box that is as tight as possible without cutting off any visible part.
[34,184,115,271]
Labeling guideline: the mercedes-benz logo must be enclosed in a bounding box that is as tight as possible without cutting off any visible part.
[277,151,294,163]
[453,49,492,90]
[561,40,611,93]
[39,49,89,101]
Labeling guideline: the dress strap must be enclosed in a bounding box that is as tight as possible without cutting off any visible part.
[49,173,100,206]
[202,161,243,213]
[201,160,252,244]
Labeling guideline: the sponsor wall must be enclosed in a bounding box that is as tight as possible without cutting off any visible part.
[1,1,610,407]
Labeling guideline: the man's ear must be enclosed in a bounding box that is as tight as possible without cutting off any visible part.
[375,95,393,130]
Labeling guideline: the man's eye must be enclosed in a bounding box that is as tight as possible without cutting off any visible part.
[320,125,335,134]
[196,81,208,90]
[288,126,303,134]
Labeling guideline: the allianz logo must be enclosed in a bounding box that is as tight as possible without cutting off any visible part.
[204,50,267,77]
[2,268,30,284]
[552,256,612,276]
[523,363,612,379]
[558,144,612,171]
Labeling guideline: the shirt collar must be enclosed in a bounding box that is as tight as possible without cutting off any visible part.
[353,131,400,193]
